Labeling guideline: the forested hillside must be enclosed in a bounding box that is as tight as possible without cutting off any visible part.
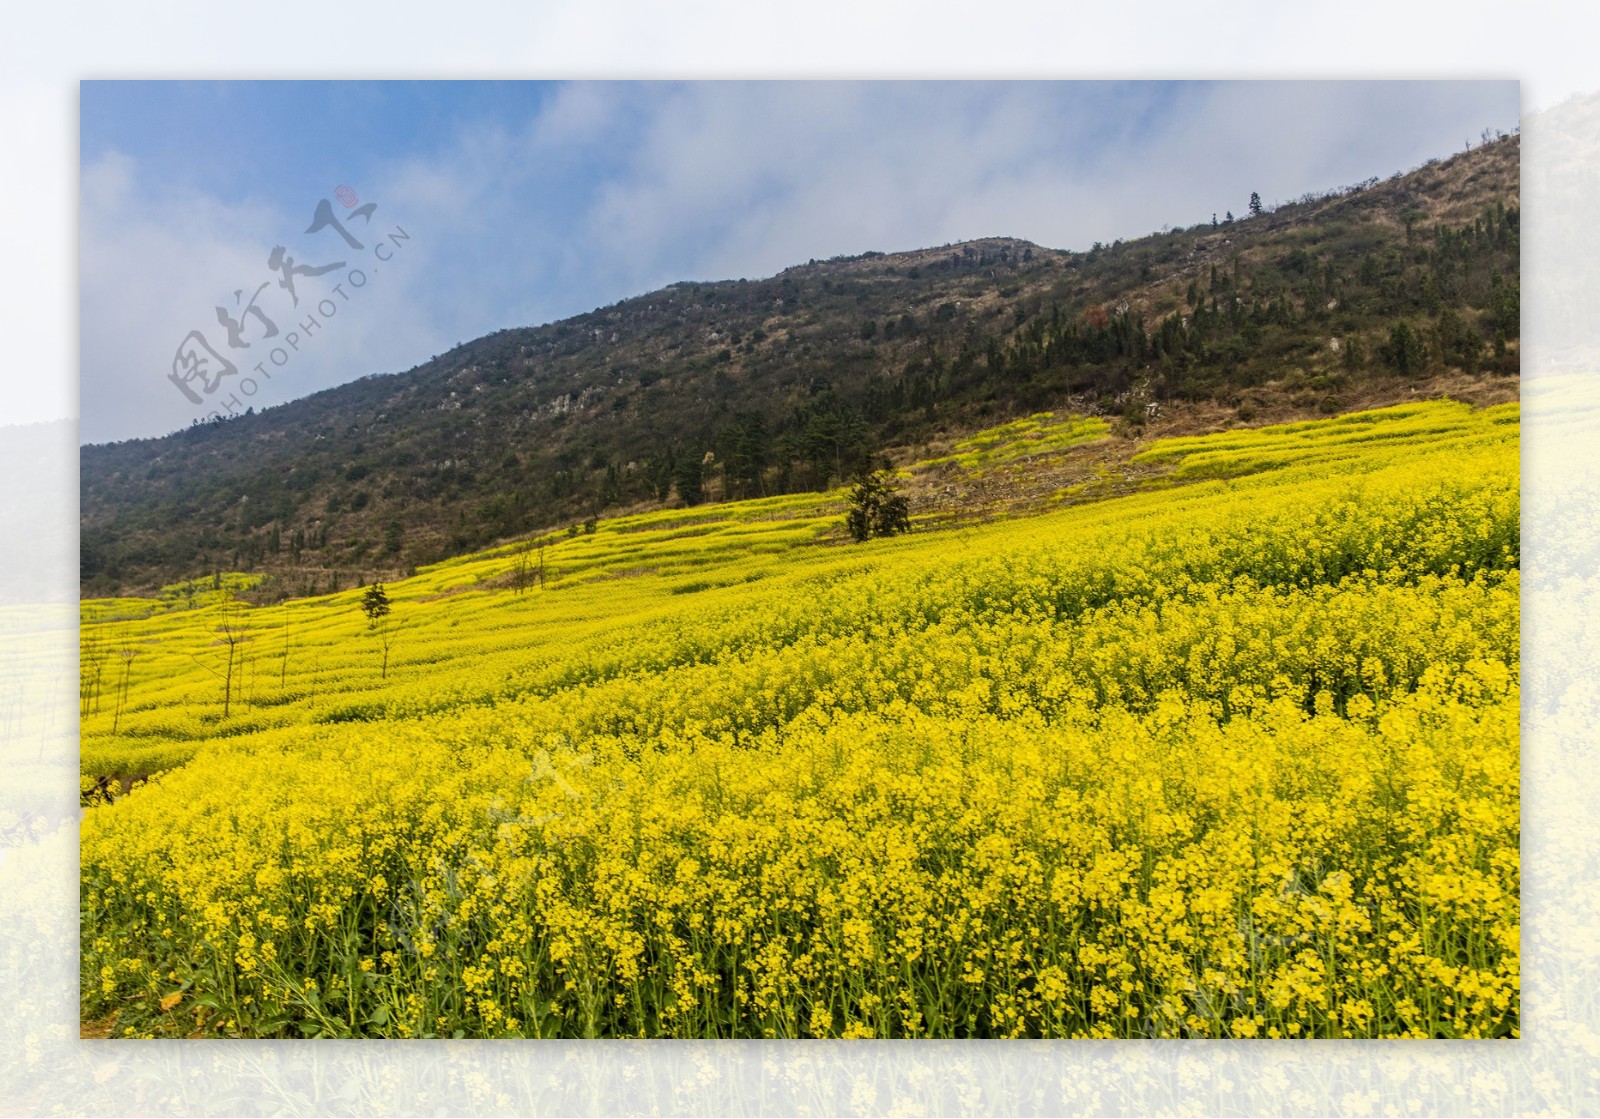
[80,132,1519,597]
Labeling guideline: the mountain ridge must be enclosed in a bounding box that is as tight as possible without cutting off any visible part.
[80,133,1520,597]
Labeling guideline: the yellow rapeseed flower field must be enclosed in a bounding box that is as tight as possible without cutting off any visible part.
[80,399,1519,1039]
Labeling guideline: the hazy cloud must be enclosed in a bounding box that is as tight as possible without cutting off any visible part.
[80,150,447,443]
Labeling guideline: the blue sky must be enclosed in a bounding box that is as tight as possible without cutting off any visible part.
[81,82,581,209]
[79,80,1520,444]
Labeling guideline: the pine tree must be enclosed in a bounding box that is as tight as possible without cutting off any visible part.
[673,455,705,506]
[360,582,391,625]
[360,582,397,680]
[1384,321,1424,377]
[845,471,911,543]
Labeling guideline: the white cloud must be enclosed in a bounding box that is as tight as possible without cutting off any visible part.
[79,151,447,443]
[545,80,1518,294]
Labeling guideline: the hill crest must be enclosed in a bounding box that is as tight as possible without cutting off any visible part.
[80,133,1520,597]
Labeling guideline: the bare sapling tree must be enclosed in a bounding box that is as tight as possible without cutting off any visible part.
[81,627,108,716]
[510,537,550,594]
[110,629,143,734]
[510,538,534,595]
[280,605,292,690]
[191,589,251,719]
